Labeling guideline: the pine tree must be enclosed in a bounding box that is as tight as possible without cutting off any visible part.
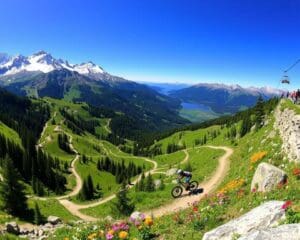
[112,182,135,216]
[79,179,89,200]
[145,173,155,192]
[0,155,28,217]
[87,175,94,199]
[138,172,145,191]
[255,96,264,130]
[34,202,44,224]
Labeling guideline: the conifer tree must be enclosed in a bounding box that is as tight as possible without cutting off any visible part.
[87,174,94,199]
[0,155,28,217]
[113,181,135,216]
[145,173,155,192]
[34,202,44,224]
[255,96,264,130]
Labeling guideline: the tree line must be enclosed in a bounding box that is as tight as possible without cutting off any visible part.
[96,157,143,184]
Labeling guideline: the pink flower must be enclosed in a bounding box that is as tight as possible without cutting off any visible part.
[106,233,114,240]
[281,200,292,210]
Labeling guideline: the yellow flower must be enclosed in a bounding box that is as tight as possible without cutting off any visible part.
[218,178,245,194]
[144,216,153,226]
[250,151,267,164]
[98,230,104,237]
[87,232,97,240]
[119,231,129,239]
[64,238,69,240]
[108,229,115,235]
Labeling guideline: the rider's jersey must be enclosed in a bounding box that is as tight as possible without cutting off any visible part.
[181,171,192,177]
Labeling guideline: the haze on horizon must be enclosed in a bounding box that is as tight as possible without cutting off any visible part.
[0,0,299,90]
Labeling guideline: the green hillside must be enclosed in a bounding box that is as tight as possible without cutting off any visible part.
[1,92,299,240]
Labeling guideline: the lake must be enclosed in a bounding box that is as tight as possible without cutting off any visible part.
[181,102,211,112]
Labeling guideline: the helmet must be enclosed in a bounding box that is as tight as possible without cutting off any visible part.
[177,169,183,174]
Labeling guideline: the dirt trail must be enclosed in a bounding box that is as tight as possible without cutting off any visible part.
[55,142,158,221]
[145,146,233,217]
[56,135,82,200]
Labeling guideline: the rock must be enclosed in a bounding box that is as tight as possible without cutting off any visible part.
[166,168,177,176]
[47,216,61,225]
[5,222,20,235]
[43,223,53,229]
[239,224,300,240]
[154,179,162,189]
[202,201,286,240]
[274,107,300,163]
[38,229,44,237]
[251,163,287,192]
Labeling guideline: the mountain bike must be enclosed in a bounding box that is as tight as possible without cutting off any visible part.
[171,179,199,198]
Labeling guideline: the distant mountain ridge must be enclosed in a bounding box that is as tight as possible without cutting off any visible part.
[0,51,189,139]
[169,82,283,114]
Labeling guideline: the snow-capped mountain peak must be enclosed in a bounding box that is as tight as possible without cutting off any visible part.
[0,51,105,77]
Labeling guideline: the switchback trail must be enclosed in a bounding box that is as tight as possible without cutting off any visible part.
[56,142,158,221]
[145,146,233,217]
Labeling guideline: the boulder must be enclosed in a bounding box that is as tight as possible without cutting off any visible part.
[202,201,286,240]
[5,222,20,235]
[239,224,300,240]
[47,216,61,225]
[166,168,177,176]
[251,163,287,192]
[154,179,162,189]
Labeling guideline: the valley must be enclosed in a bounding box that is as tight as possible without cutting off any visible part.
[0,86,300,239]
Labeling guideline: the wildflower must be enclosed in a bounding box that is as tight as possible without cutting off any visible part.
[281,200,292,210]
[251,187,257,193]
[106,232,114,240]
[250,151,267,164]
[98,230,104,237]
[64,238,69,240]
[119,231,128,239]
[292,168,300,179]
[88,233,97,240]
[144,216,153,226]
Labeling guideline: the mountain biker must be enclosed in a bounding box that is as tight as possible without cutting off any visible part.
[176,169,192,190]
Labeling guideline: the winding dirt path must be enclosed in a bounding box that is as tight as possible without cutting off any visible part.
[146,146,233,217]
[56,142,158,221]
[56,135,82,200]
[34,112,233,222]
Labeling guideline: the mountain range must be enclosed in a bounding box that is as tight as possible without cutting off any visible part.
[0,51,188,139]
[0,51,283,126]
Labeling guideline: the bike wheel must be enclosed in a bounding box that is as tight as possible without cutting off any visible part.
[189,181,199,191]
[171,186,183,198]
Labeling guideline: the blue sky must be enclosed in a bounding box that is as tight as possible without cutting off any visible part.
[0,0,300,88]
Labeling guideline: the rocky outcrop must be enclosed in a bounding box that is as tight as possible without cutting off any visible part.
[5,222,20,235]
[239,224,300,240]
[251,162,287,192]
[274,106,300,163]
[202,201,286,240]
[47,216,61,225]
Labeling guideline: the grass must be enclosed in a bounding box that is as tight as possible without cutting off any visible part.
[280,98,300,114]
[148,103,300,239]
[152,124,228,153]
[180,108,219,123]
[154,150,186,168]
[27,199,78,222]
[0,121,22,147]
[81,147,223,218]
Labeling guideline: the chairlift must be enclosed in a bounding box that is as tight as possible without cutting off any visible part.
[281,75,290,84]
